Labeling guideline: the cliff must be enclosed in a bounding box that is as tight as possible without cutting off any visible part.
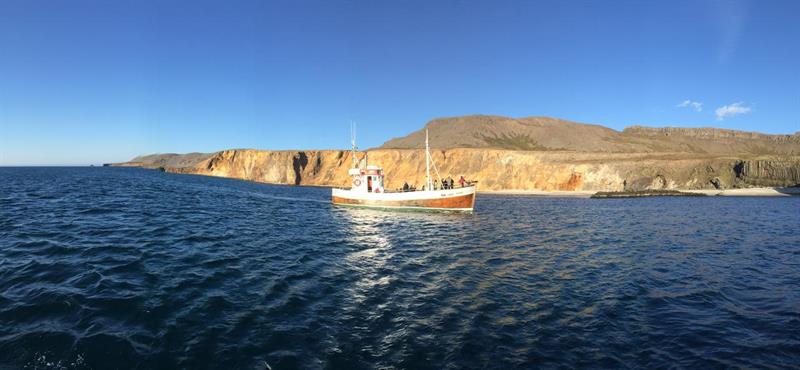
[132,149,800,192]
[129,152,213,168]
[117,115,800,192]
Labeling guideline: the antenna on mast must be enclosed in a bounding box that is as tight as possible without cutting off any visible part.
[425,129,432,190]
[350,121,357,169]
[424,129,442,190]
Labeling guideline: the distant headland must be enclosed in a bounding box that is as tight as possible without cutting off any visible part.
[108,115,800,195]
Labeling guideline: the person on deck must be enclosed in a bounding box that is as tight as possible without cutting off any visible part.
[459,176,466,187]
[434,179,439,190]
[403,182,409,192]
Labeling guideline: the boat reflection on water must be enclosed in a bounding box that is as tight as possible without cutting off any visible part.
[334,206,476,307]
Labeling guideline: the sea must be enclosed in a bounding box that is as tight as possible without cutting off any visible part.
[1,167,799,369]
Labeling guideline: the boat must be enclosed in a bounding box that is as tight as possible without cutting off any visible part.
[332,126,476,212]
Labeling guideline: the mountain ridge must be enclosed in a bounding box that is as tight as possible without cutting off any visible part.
[378,115,800,155]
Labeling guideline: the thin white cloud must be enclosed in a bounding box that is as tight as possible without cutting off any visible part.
[676,100,703,112]
[712,0,748,63]
[715,102,751,120]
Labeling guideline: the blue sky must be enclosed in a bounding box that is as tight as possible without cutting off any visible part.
[1,0,798,165]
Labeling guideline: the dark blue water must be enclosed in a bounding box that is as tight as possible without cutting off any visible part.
[1,167,799,369]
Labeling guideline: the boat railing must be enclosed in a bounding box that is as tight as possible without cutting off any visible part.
[389,182,477,193]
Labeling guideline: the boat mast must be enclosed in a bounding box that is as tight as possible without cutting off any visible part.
[425,129,432,190]
[350,121,357,169]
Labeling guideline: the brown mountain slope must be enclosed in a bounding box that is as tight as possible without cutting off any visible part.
[379,115,800,155]
[129,152,212,168]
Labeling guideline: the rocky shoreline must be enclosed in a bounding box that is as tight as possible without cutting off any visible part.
[591,190,707,198]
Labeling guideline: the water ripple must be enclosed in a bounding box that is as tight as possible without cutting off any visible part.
[1,167,799,369]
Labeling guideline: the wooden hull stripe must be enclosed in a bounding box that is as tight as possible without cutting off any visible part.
[332,192,475,210]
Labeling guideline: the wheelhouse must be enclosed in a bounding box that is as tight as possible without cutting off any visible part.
[348,165,385,193]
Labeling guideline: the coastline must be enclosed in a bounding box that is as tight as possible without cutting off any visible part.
[107,152,800,198]
[682,187,800,197]
[124,163,800,198]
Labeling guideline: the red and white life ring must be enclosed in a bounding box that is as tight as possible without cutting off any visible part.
[374,188,381,193]
[353,178,362,187]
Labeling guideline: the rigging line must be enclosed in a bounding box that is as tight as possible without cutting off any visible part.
[431,154,443,185]
[427,134,443,186]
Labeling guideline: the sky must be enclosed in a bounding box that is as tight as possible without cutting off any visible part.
[1,0,799,165]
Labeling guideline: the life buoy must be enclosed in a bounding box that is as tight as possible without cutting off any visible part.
[374,188,381,193]
[353,178,362,187]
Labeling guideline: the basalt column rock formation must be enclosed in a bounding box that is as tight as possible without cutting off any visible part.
[733,160,800,187]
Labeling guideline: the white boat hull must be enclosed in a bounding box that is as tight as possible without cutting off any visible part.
[332,186,476,212]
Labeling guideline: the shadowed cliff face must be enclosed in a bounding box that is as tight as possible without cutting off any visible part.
[734,160,800,187]
[156,149,800,191]
[292,152,309,185]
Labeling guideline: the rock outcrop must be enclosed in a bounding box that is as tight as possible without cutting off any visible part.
[129,152,213,168]
[733,160,800,187]
[622,126,800,143]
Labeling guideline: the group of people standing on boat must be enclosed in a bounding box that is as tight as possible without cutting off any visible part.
[402,175,469,191]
